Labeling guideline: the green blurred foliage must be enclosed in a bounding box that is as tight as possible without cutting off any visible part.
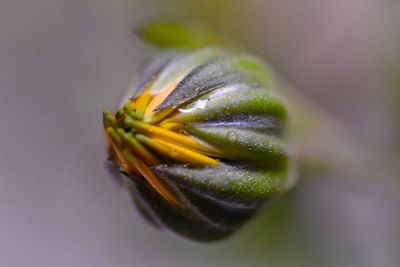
[138,21,226,50]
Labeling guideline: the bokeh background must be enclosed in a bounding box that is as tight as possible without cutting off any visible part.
[1,0,399,266]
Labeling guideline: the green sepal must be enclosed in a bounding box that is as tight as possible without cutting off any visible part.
[176,186,257,230]
[152,163,288,202]
[175,84,287,125]
[184,124,288,162]
[156,55,273,110]
[149,47,228,95]
[128,175,233,242]
[135,51,184,96]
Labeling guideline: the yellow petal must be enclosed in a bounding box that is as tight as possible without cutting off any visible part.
[136,134,219,165]
[144,80,179,119]
[122,149,182,208]
[124,117,220,155]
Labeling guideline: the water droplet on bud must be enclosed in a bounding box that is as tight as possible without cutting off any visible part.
[227,131,238,142]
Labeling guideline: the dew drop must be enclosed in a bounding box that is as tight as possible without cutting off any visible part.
[227,131,238,142]
[178,99,208,113]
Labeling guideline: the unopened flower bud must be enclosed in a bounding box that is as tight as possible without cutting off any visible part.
[103,47,294,241]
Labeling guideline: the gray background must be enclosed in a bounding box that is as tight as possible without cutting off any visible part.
[1,0,399,266]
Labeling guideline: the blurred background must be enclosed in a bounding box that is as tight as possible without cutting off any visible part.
[0,0,399,266]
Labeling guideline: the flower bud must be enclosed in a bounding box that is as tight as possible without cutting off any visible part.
[103,47,294,241]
